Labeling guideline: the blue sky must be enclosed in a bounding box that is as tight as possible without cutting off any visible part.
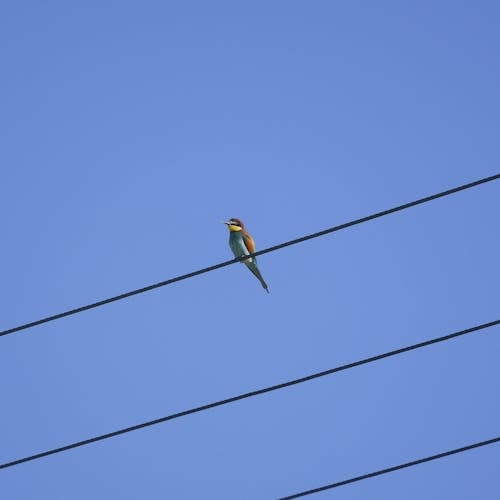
[1,1,499,498]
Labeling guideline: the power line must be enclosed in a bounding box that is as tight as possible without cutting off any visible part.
[1,173,498,338]
[279,436,500,499]
[1,319,497,470]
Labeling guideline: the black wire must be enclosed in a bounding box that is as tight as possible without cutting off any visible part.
[1,173,498,338]
[279,436,500,499]
[1,319,497,470]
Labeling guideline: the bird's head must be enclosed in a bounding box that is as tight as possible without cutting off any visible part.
[223,218,244,232]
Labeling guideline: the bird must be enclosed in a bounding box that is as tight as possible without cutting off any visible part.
[223,218,269,293]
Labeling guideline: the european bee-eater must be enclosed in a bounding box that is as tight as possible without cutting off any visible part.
[223,218,269,293]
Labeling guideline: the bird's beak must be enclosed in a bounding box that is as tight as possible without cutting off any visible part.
[222,221,231,225]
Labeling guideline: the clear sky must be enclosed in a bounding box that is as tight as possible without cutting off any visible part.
[1,1,499,499]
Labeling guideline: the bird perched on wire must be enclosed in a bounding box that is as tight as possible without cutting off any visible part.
[223,218,269,293]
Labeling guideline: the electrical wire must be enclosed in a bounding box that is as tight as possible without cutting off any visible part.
[1,173,498,339]
[279,436,500,499]
[1,319,497,470]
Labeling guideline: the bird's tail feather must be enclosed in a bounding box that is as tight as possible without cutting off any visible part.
[246,261,269,293]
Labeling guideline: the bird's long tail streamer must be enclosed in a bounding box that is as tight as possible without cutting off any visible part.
[246,261,269,293]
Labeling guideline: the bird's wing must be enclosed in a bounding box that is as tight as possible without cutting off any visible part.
[242,231,256,254]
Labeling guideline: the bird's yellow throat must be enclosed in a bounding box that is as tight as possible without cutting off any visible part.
[228,224,242,232]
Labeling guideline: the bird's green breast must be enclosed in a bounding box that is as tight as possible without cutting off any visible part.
[229,231,247,258]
